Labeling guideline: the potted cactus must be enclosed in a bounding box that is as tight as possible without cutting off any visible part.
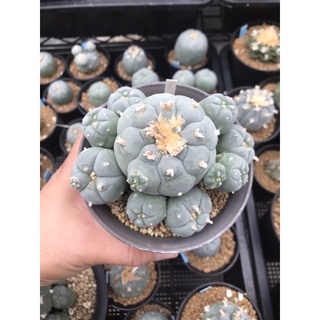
[40,51,66,86]
[40,147,56,190]
[131,67,160,87]
[166,29,210,75]
[69,81,255,253]
[176,282,262,320]
[106,262,160,311]
[180,226,238,276]
[59,118,83,154]
[228,85,280,148]
[40,99,58,143]
[67,39,110,81]
[230,20,280,86]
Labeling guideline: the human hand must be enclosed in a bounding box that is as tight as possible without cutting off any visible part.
[40,134,177,287]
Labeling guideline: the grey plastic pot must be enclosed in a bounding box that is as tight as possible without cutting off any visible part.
[79,81,253,253]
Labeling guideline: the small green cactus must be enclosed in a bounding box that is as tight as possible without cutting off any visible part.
[50,285,76,310]
[71,39,100,74]
[82,107,119,149]
[273,82,280,105]
[66,122,82,146]
[173,29,208,66]
[136,310,168,320]
[192,236,221,258]
[122,44,148,76]
[201,300,250,320]
[40,286,52,319]
[246,24,280,63]
[70,146,127,205]
[107,86,146,116]
[233,85,278,131]
[264,158,280,182]
[131,67,159,87]
[194,68,218,93]
[172,69,195,86]
[109,264,150,298]
[40,51,57,77]
[88,81,112,107]
[47,80,73,105]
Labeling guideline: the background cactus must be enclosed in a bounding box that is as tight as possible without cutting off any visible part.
[233,85,278,131]
[264,158,280,182]
[66,122,82,146]
[136,310,168,320]
[40,286,52,319]
[70,146,127,205]
[246,24,280,63]
[40,51,57,77]
[173,28,208,66]
[88,80,112,107]
[47,79,73,105]
[131,67,160,87]
[109,264,150,298]
[71,39,100,74]
[192,236,221,258]
[273,82,280,105]
[194,68,218,93]
[172,69,195,86]
[122,44,148,76]
[200,300,250,320]
[50,285,76,310]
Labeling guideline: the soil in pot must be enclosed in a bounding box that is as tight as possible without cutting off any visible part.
[40,100,58,142]
[176,282,262,320]
[272,189,280,239]
[180,227,238,275]
[105,261,160,310]
[254,144,280,194]
[40,147,56,190]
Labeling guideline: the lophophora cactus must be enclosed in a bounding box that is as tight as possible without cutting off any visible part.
[201,300,250,320]
[87,80,112,107]
[122,44,148,76]
[70,84,255,237]
[246,24,280,63]
[136,310,168,320]
[71,39,100,74]
[47,79,73,105]
[108,264,150,299]
[192,236,221,258]
[172,69,195,86]
[233,85,278,131]
[264,158,280,182]
[194,68,218,93]
[66,122,82,146]
[40,51,57,77]
[173,29,208,67]
[131,67,160,86]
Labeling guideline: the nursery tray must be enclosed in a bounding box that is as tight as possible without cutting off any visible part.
[40,37,279,320]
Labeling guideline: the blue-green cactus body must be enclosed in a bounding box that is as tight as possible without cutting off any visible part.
[114,93,218,197]
[194,68,218,93]
[107,86,147,116]
[273,82,280,105]
[165,186,212,237]
[136,310,168,320]
[131,68,159,87]
[172,69,195,86]
[233,86,277,131]
[40,52,57,77]
[109,264,150,298]
[216,123,255,164]
[72,40,100,74]
[50,285,76,310]
[47,80,73,105]
[126,191,167,228]
[66,122,82,146]
[122,45,148,75]
[40,286,52,319]
[82,107,119,149]
[212,152,249,193]
[45,312,70,320]
[192,236,221,257]
[70,147,127,205]
[201,300,250,320]
[199,93,238,135]
[174,29,208,66]
[202,162,226,190]
[88,81,112,107]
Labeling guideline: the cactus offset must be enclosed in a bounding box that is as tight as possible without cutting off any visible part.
[131,67,159,86]
[172,69,195,86]
[201,300,250,320]
[233,85,278,131]
[246,24,280,63]
[71,39,100,74]
[194,68,218,93]
[47,80,73,105]
[122,45,148,76]
[88,81,112,107]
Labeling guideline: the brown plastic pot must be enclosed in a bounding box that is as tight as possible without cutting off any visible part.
[79,82,254,253]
